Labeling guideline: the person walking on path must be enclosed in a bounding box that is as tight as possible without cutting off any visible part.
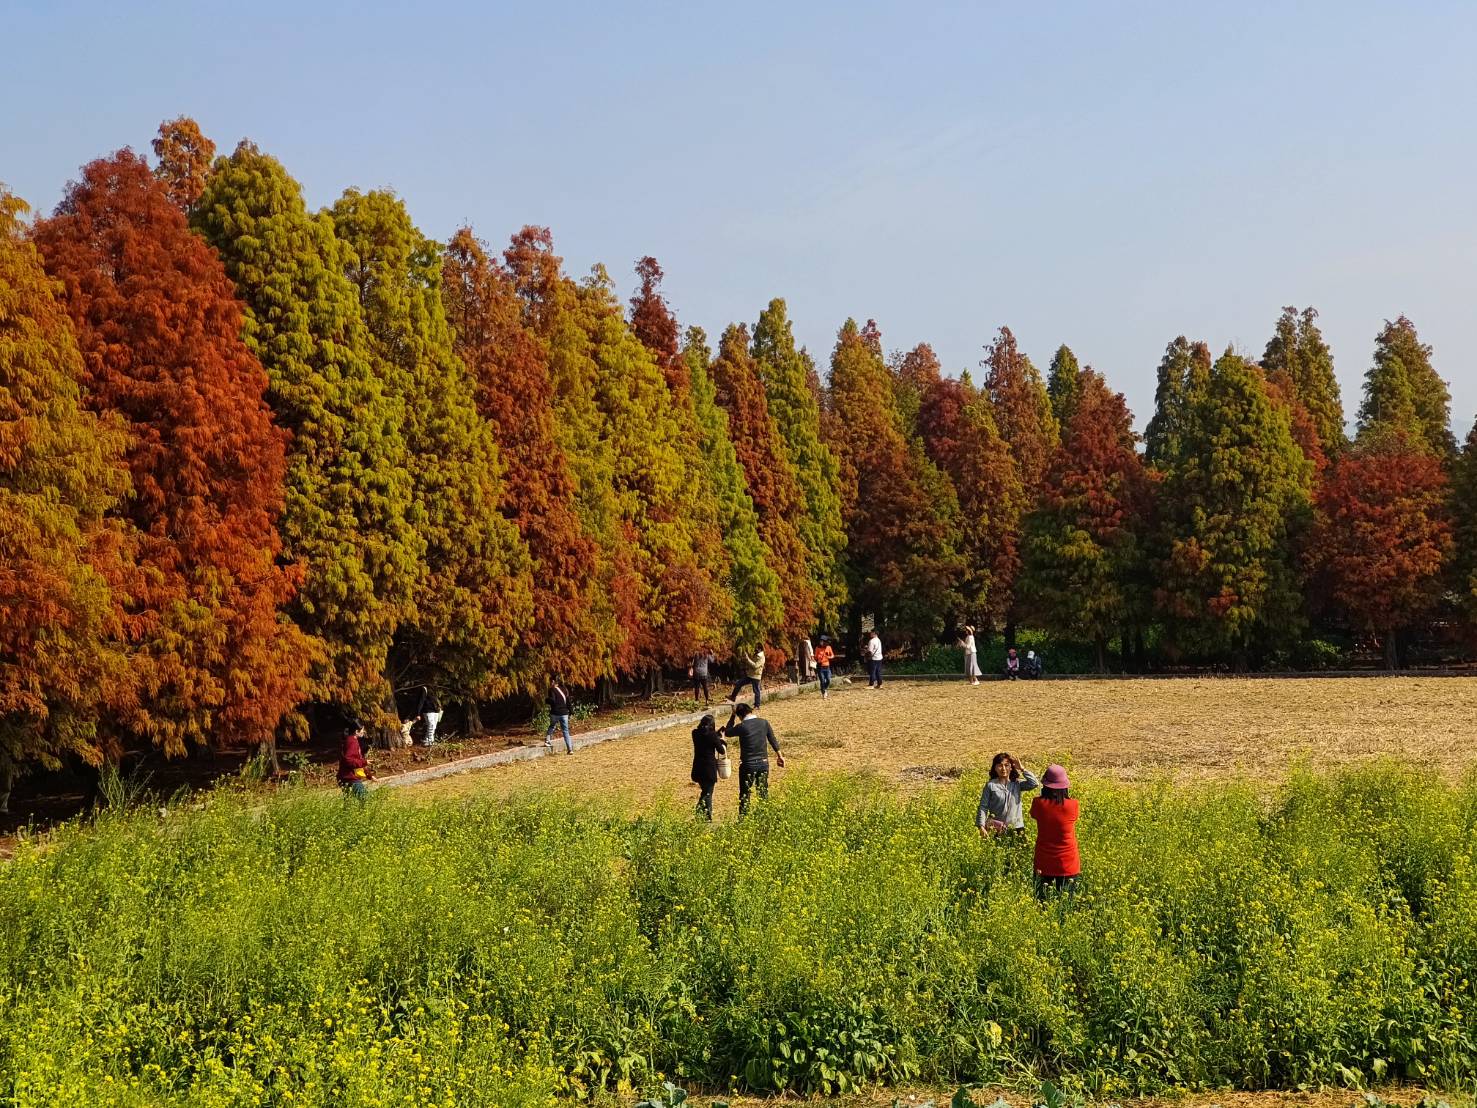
[690,713,727,821]
[977,752,1039,835]
[1029,764,1081,900]
[866,630,884,688]
[798,636,816,683]
[727,645,765,706]
[337,721,373,802]
[959,626,981,686]
[544,677,574,754]
[689,649,715,704]
[814,636,835,698]
[723,702,785,817]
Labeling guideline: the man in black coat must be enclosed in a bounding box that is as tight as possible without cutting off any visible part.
[723,703,785,816]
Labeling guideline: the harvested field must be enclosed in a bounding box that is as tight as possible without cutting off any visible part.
[406,675,1477,815]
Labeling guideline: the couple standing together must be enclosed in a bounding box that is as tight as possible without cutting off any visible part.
[690,703,784,820]
[977,753,1081,899]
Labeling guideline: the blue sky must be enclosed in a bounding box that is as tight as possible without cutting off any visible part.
[6,1,1475,434]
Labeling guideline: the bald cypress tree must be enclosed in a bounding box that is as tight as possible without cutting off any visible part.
[1144,337,1212,470]
[194,142,420,715]
[753,298,848,627]
[1359,317,1454,457]
[1045,344,1084,429]
[0,190,130,806]
[983,326,1059,499]
[1262,306,1345,456]
[1450,418,1477,629]
[330,189,532,702]
[151,116,215,213]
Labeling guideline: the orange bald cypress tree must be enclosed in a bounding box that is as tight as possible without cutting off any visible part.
[151,116,215,213]
[34,151,310,758]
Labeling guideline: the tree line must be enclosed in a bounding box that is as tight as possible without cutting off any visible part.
[2,117,1474,793]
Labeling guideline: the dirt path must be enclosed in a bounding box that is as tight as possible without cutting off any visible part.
[403,675,1477,818]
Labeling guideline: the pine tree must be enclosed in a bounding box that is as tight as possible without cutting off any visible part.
[1045,344,1083,429]
[682,326,785,647]
[1144,337,1212,469]
[983,326,1059,497]
[1311,440,1451,668]
[151,116,215,213]
[912,350,1024,624]
[1022,370,1152,670]
[442,228,602,692]
[828,320,960,646]
[330,189,532,702]
[1261,306,1345,456]
[709,322,815,649]
[1156,350,1312,663]
[0,189,130,805]
[1359,317,1454,456]
[193,141,420,715]
[753,298,849,628]
[34,150,310,758]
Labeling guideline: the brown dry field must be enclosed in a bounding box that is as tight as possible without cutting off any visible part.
[404,675,1477,818]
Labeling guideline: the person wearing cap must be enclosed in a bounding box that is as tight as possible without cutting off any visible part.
[337,721,373,803]
[813,635,835,698]
[977,752,1039,835]
[1004,647,1020,680]
[1029,764,1080,899]
[1023,650,1043,680]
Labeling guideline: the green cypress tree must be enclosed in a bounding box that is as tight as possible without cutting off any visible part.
[1358,317,1454,456]
[1144,337,1212,469]
[682,326,786,647]
[1450,418,1477,627]
[193,142,421,715]
[1157,349,1312,664]
[330,189,533,702]
[1046,344,1084,428]
[1262,306,1345,456]
[752,298,848,627]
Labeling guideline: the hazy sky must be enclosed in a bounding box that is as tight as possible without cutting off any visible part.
[6,1,1475,434]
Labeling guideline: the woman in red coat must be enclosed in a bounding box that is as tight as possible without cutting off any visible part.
[1029,764,1079,900]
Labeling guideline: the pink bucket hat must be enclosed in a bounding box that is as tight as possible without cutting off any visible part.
[1041,764,1070,789]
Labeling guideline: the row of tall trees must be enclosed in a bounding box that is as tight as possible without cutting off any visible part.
[3,119,1476,794]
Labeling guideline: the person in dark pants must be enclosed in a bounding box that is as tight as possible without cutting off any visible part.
[814,636,835,699]
[544,677,573,754]
[1030,764,1080,900]
[689,649,715,704]
[690,713,727,821]
[723,703,784,817]
[726,646,765,706]
[866,630,883,688]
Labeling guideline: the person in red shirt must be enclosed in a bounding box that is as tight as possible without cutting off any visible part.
[1029,764,1079,900]
[337,720,373,803]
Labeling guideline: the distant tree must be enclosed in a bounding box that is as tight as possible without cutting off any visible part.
[442,227,602,693]
[0,190,130,807]
[983,326,1059,498]
[828,320,961,647]
[1311,440,1451,668]
[1450,418,1477,629]
[150,116,215,213]
[1156,350,1312,664]
[1358,316,1455,456]
[709,322,815,651]
[1022,370,1152,670]
[1045,344,1084,429]
[330,190,532,703]
[753,298,848,627]
[682,326,785,648]
[193,142,420,717]
[1144,337,1212,470]
[34,151,310,761]
[1262,306,1345,456]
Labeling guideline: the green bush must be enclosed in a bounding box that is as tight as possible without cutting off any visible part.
[1,768,1474,1104]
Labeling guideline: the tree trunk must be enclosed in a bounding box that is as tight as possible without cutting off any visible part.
[1134,628,1147,673]
[0,762,14,815]
[256,736,281,777]
[1384,630,1398,671]
[1004,618,1017,650]
[1094,634,1107,674]
[464,701,483,737]
[598,675,614,709]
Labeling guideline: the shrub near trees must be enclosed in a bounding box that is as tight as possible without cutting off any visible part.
[4,113,1477,789]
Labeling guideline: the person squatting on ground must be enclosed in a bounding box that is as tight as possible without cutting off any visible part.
[814,635,835,698]
[544,677,574,754]
[1024,650,1043,679]
[728,645,765,706]
[977,752,1039,835]
[959,625,981,686]
[723,702,784,817]
[866,629,884,688]
[337,721,373,802]
[1005,647,1020,680]
[1030,764,1080,900]
[690,713,727,821]
[689,648,715,704]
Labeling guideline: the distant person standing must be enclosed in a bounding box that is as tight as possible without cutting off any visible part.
[799,636,816,683]
[337,721,372,802]
[544,677,574,754]
[1030,765,1081,900]
[689,648,715,705]
[415,685,443,746]
[727,645,765,706]
[814,635,835,699]
[866,629,884,689]
[723,702,785,817]
[690,713,727,821]
[959,625,981,686]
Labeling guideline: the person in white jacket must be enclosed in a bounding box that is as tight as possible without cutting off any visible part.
[959,625,981,686]
[866,630,884,689]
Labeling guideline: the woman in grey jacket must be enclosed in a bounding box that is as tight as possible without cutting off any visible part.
[977,752,1040,835]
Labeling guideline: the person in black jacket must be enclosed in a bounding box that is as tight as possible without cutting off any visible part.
[690,714,727,821]
[414,686,443,746]
[544,677,573,754]
[723,703,785,817]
